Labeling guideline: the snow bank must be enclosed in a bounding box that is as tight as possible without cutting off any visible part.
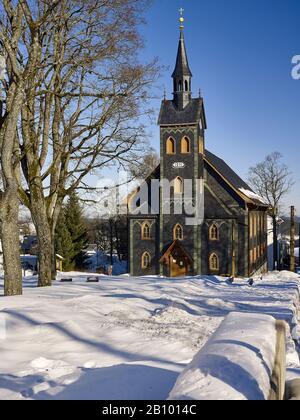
[169,312,284,401]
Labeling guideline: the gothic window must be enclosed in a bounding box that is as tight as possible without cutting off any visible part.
[142,222,151,240]
[209,224,219,241]
[166,137,175,155]
[250,249,253,265]
[178,80,182,91]
[174,224,183,241]
[185,80,189,92]
[174,177,183,194]
[199,137,204,154]
[141,252,151,269]
[181,136,190,154]
[249,213,254,239]
[209,253,219,271]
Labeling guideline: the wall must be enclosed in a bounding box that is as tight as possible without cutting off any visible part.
[203,164,249,277]
[129,217,159,276]
[169,313,286,401]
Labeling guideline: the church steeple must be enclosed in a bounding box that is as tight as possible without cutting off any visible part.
[172,9,192,110]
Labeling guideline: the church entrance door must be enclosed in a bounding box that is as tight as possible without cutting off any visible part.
[170,255,188,277]
[160,241,192,278]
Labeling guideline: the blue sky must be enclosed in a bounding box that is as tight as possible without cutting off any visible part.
[138,0,300,214]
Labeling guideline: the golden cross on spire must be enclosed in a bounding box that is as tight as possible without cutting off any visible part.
[179,7,184,29]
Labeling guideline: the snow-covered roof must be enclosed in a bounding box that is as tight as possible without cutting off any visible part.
[239,188,268,206]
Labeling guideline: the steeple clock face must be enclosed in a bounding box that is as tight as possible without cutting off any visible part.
[172,162,186,169]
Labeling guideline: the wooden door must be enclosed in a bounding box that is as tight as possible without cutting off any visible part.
[170,256,187,277]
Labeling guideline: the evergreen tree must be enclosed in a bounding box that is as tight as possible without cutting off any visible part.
[54,209,75,271]
[64,193,89,269]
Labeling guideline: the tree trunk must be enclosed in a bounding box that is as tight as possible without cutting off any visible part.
[30,194,52,287]
[273,215,278,271]
[0,183,22,296]
[51,242,57,281]
[36,221,52,288]
[51,229,57,281]
[50,204,63,281]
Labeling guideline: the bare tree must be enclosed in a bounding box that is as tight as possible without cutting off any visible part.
[248,152,294,270]
[0,1,35,295]
[129,147,160,179]
[0,0,159,287]
[0,45,23,295]
[91,214,127,268]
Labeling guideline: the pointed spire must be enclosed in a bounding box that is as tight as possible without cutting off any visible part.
[172,9,192,110]
[172,10,192,78]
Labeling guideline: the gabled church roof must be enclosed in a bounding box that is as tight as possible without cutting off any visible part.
[158,98,205,126]
[204,150,268,207]
[205,150,252,193]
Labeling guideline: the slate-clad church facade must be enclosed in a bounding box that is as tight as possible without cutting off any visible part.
[128,23,268,278]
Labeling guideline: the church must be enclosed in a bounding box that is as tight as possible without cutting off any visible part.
[127,14,269,278]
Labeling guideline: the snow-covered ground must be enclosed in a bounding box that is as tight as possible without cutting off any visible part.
[0,271,300,400]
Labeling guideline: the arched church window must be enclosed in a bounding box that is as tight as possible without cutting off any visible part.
[142,222,151,240]
[174,224,183,241]
[166,137,175,155]
[199,137,204,154]
[209,224,219,241]
[209,253,219,271]
[141,252,151,269]
[178,80,182,91]
[185,80,189,92]
[174,177,183,194]
[181,136,190,154]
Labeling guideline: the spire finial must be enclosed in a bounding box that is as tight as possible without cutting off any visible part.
[179,7,184,30]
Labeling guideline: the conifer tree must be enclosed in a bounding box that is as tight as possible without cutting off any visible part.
[54,210,75,271]
[64,193,89,269]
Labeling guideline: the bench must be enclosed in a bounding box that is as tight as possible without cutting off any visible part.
[60,278,73,283]
[87,276,100,283]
